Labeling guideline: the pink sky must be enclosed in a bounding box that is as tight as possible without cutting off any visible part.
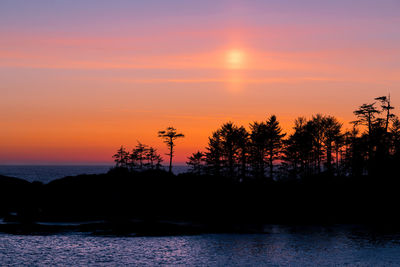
[0,0,399,164]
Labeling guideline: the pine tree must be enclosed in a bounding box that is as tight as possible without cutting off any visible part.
[265,115,286,179]
[112,146,129,168]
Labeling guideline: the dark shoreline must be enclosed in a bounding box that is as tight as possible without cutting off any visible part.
[2,168,400,236]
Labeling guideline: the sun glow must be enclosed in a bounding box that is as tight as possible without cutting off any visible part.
[223,49,246,93]
[226,49,245,69]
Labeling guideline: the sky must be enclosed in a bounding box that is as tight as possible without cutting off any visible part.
[0,0,399,164]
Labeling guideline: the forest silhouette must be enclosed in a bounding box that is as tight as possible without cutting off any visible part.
[114,95,400,181]
[2,95,400,235]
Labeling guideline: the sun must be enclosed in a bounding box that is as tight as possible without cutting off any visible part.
[226,49,245,69]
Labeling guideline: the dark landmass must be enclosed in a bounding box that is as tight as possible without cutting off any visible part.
[1,168,400,236]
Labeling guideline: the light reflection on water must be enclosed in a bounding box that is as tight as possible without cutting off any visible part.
[1,225,400,266]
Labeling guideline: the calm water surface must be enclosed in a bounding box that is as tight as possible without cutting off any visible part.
[1,225,400,266]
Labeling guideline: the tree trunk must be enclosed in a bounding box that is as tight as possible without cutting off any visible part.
[169,142,173,174]
[269,150,273,180]
[326,143,332,174]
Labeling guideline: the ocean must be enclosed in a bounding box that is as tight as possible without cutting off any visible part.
[2,225,400,266]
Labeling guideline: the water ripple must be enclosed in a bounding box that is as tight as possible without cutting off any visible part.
[2,226,400,266]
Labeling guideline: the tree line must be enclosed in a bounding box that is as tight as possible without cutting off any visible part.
[113,127,184,173]
[113,95,400,180]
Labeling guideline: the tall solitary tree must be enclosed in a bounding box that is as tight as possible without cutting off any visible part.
[158,126,185,173]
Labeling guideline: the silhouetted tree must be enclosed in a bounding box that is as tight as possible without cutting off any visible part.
[158,127,185,173]
[205,131,223,176]
[218,122,248,178]
[145,147,163,170]
[219,122,239,177]
[249,121,267,178]
[343,127,366,176]
[352,103,380,174]
[205,122,248,179]
[353,103,380,136]
[110,95,398,184]
[321,116,342,174]
[113,146,129,168]
[351,97,397,175]
[375,95,395,133]
[236,126,249,179]
[308,114,325,173]
[186,151,205,175]
[265,115,286,179]
[114,142,163,172]
[374,95,395,171]
[249,116,285,179]
[283,117,314,178]
[283,115,343,177]
[333,130,345,175]
[130,142,148,170]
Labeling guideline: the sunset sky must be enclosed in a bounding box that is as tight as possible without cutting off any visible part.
[1,0,399,164]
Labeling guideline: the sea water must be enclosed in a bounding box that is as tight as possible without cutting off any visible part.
[1,225,400,266]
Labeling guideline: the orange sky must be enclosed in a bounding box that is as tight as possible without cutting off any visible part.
[0,0,399,164]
